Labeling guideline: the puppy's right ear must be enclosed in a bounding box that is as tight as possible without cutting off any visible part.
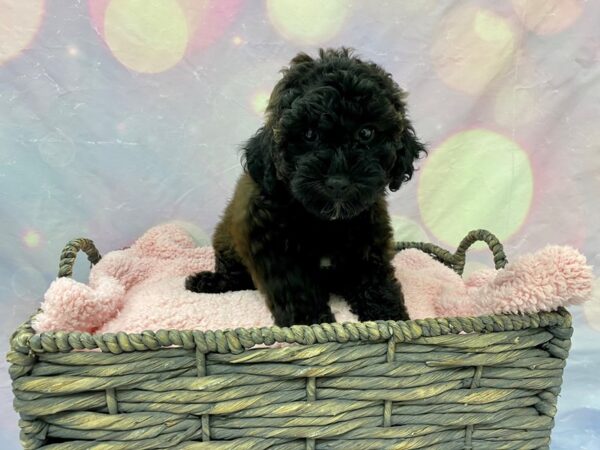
[243,127,278,193]
[266,52,313,116]
[289,52,313,66]
[244,52,314,193]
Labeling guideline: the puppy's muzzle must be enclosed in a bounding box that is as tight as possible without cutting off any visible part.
[325,176,350,197]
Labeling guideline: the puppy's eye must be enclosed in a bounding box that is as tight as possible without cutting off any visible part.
[357,126,375,143]
[304,128,318,142]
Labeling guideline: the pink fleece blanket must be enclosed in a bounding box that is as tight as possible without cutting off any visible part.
[33,224,593,334]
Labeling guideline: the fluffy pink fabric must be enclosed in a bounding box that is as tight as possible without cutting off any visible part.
[32,224,594,334]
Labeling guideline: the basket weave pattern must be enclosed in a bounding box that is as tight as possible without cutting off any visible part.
[8,230,573,449]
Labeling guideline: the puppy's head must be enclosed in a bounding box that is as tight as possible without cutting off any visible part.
[244,48,426,220]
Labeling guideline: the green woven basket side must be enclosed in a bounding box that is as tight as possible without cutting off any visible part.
[9,321,573,449]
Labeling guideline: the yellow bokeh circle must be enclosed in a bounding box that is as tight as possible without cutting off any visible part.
[0,0,45,65]
[104,0,189,73]
[431,5,517,95]
[267,0,348,45]
[418,129,533,247]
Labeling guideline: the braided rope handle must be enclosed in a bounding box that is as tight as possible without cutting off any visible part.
[58,238,102,278]
[396,229,507,276]
[57,229,505,279]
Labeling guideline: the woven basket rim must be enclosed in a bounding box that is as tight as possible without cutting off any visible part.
[11,308,572,356]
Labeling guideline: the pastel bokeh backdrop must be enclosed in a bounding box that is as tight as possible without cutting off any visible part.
[1,0,599,447]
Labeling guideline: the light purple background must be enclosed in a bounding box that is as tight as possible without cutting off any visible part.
[1,1,599,448]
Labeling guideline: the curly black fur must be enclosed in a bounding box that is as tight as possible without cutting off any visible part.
[186,48,426,327]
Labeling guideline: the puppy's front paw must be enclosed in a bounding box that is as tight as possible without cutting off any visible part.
[185,271,223,293]
[273,306,336,327]
[350,279,410,322]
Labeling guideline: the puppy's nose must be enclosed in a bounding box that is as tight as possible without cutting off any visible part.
[325,176,350,195]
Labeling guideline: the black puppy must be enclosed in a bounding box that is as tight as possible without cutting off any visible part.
[186,48,426,327]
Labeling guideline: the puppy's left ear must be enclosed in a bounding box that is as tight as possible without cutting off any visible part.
[389,123,426,192]
[243,127,278,193]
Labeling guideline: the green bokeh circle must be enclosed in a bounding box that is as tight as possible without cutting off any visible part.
[418,129,533,246]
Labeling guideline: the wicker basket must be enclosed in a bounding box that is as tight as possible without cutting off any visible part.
[8,230,572,449]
